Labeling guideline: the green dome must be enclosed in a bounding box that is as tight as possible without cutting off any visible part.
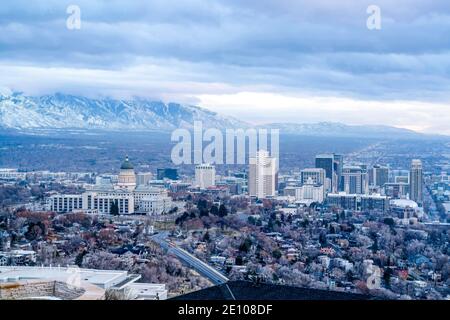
[120,156,134,170]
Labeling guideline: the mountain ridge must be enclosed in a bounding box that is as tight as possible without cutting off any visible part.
[0,91,440,138]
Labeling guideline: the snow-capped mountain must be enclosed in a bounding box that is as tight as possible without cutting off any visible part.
[0,91,433,138]
[260,122,424,138]
[0,92,247,131]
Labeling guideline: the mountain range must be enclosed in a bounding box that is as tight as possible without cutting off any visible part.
[0,91,431,138]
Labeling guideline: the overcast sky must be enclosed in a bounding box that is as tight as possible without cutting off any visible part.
[1,0,450,133]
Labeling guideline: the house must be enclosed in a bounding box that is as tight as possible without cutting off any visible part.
[231,265,248,273]
[320,247,335,256]
[210,256,226,265]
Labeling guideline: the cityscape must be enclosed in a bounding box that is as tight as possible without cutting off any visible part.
[1,0,450,307]
[1,138,449,300]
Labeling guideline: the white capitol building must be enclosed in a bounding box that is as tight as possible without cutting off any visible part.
[47,157,173,215]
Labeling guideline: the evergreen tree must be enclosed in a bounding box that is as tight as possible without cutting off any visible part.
[218,204,228,217]
[75,250,86,267]
[210,205,219,216]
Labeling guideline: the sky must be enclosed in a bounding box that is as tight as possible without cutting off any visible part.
[1,0,450,134]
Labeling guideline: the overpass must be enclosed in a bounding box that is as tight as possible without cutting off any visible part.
[151,232,229,285]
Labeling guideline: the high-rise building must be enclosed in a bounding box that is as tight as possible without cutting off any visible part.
[410,159,423,205]
[333,154,344,192]
[369,165,389,187]
[248,150,277,198]
[340,165,369,194]
[315,153,343,193]
[195,164,216,189]
[300,168,326,186]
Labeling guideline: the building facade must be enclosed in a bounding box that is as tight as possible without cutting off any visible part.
[326,193,389,212]
[410,159,423,205]
[248,150,277,198]
[46,157,172,215]
[340,165,369,195]
[195,164,216,189]
[370,165,389,188]
[315,153,343,193]
[300,168,326,186]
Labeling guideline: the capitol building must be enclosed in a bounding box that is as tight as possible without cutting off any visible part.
[46,157,173,215]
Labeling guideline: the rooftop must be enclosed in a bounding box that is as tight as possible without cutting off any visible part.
[120,156,134,170]
[171,280,374,300]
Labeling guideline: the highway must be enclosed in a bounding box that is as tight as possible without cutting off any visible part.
[151,232,229,285]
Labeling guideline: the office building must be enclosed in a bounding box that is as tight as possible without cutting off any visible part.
[326,193,389,212]
[340,165,369,194]
[300,168,326,186]
[315,153,343,193]
[284,178,325,204]
[369,165,389,187]
[249,150,277,198]
[410,159,423,205]
[195,164,216,189]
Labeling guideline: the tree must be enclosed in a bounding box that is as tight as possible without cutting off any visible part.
[210,205,219,216]
[75,250,87,267]
[110,200,119,216]
[383,217,395,227]
[199,209,209,217]
[218,204,228,217]
[239,237,252,253]
[371,237,379,253]
[197,199,208,211]
[272,249,282,260]
[319,232,327,246]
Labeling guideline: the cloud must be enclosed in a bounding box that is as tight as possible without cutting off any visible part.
[196,92,450,135]
[1,0,450,133]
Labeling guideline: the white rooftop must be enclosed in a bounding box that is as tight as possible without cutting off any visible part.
[390,199,419,209]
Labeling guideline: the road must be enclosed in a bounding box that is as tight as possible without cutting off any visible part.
[151,232,229,285]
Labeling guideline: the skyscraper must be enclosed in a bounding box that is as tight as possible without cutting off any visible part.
[370,165,389,188]
[315,153,343,193]
[249,150,277,198]
[300,168,326,186]
[341,165,369,194]
[410,159,423,205]
[195,164,216,189]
